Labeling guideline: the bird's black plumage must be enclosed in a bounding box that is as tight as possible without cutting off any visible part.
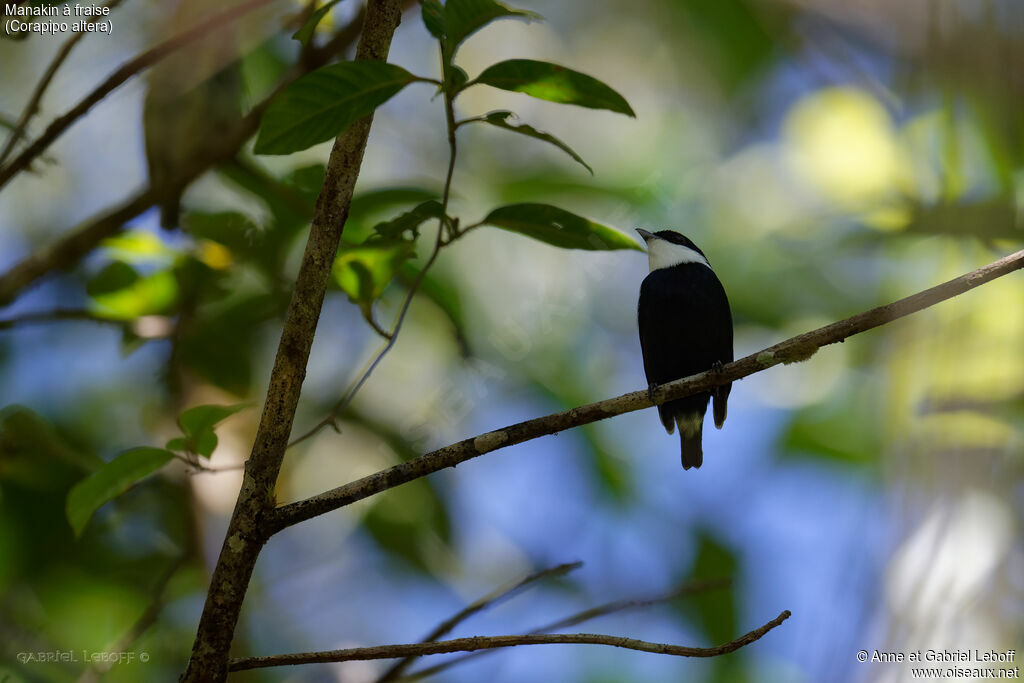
[637,230,733,469]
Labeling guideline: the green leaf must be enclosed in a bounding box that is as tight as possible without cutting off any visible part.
[88,269,177,320]
[292,0,345,46]
[194,431,219,458]
[165,437,187,452]
[100,230,176,265]
[373,200,446,239]
[333,241,416,305]
[350,187,441,218]
[446,65,469,94]
[65,447,175,537]
[481,203,643,251]
[479,110,592,174]
[86,261,140,297]
[184,212,260,254]
[421,0,445,38]
[444,0,542,57]
[475,59,635,116]
[179,294,280,394]
[178,404,247,458]
[254,61,419,155]
[0,405,103,473]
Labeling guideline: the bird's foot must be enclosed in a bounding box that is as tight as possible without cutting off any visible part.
[711,360,725,374]
[647,382,658,404]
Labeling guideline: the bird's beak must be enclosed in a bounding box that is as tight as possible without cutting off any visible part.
[636,229,655,242]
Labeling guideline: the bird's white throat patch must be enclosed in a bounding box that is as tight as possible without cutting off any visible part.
[646,238,710,272]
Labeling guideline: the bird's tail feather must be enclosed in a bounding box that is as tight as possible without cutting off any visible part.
[677,413,704,470]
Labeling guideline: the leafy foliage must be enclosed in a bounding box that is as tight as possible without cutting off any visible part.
[255,62,421,155]
[88,268,177,321]
[333,241,417,314]
[373,200,447,239]
[170,403,249,458]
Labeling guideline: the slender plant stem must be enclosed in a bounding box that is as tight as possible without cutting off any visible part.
[376,561,583,683]
[403,577,731,681]
[0,308,126,331]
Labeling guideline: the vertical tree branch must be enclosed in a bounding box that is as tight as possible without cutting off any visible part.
[179,1,405,681]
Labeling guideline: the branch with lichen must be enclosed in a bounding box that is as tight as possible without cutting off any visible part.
[265,248,1024,534]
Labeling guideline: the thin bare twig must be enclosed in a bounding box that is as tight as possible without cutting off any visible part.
[0,0,275,190]
[229,610,792,672]
[403,577,731,681]
[0,0,126,166]
[0,308,123,330]
[265,248,1024,534]
[376,561,583,683]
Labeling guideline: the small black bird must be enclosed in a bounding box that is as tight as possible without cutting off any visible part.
[637,229,733,469]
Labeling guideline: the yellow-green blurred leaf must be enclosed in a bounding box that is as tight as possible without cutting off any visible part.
[66,447,175,537]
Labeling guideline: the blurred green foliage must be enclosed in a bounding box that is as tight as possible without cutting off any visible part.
[0,0,1021,681]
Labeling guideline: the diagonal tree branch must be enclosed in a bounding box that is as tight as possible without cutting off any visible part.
[228,610,792,672]
[403,577,732,681]
[0,9,368,309]
[265,248,1024,534]
[179,1,407,681]
[376,561,583,683]
[0,0,276,190]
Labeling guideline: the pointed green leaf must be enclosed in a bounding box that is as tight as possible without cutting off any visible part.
[446,65,469,94]
[444,0,541,56]
[0,405,104,472]
[88,269,178,320]
[350,187,441,218]
[292,0,345,46]
[480,110,592,174]
[421,0,445,38]
[165,437,187,452]
[66,447,175,537]
[255,61,419,155]
[373,200,446,239]
[179,403,248,440]
[177,404,246,459]
[482,203,642,251]
[333,241,416,304]
[475,59,635,116]
[194,431,219,458]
